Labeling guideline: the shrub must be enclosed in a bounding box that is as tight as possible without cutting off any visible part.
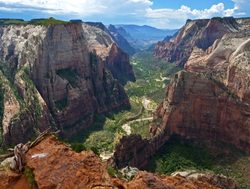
[23,167,38,188]
[71,143,86,153]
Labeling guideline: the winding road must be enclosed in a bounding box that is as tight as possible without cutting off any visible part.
[100,97,155,160]
[122,96,154,135]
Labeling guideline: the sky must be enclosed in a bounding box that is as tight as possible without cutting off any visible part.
[0,0,249,29]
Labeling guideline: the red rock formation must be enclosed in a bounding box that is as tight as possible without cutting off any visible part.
[151,20,250,155]
[126,172,223,189]
[153,71,250,153]
[0,136,237,189]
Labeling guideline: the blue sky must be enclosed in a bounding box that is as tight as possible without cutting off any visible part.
[0,0,249,29]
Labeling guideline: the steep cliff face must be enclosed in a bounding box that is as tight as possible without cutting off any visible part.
[152,22,250,153]
[81,23,135,84]
[152,71,250,152]
[0,23,134,146]
[154,17,240,66]
[185,28,250,103]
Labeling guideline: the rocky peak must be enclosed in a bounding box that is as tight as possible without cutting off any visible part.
[108,24,136,56]
[0,22,135,146]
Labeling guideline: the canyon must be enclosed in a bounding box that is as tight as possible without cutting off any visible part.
[112,17,250,174]
[0,16,250,189]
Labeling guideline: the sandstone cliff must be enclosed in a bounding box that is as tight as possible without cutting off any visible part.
[0,23,135,146]
[154,17,245,66]
[153,18,250,153]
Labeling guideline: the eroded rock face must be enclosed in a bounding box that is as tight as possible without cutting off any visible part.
[152,20,250,154]
[153,71,250,153]
[0,23,134,146]
[154,17,241,66]
[81,23,135,84]
[0,136,236,189]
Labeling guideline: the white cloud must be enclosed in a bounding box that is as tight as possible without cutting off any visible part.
[145,3,242,28]
[0,0,249,28]
[0,0,108,15]
[232,0,250,15]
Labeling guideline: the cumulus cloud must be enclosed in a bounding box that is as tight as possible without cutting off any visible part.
[0,0,249,28]
[145,3,239,28]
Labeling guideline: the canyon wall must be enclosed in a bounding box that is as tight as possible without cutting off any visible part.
[0,23,135,146]
[154,17,246,66]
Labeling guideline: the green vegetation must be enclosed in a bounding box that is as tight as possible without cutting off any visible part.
[55,98,68,111]
[0,62,43,137]
[130,120,151,139]
[0,61,23,103]
[23,167,38,189]
[147,137,250,189]
[56,68,78,88]
[70,143,86,153]
[0,17,67,26]
[126,51,181,103]
[21,69,42,120]
[107,165,119,177]
[0,19,27,25]
[84,130,115,154]
[29,17,67,25]
[0,61,15,82]
[147,138,213,174]
[107,165,126,180]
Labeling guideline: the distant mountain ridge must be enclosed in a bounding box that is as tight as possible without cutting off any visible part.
[113,24,178,50]
[108,24,136,55]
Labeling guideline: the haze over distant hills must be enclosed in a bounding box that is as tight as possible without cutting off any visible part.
[112,24,178,50]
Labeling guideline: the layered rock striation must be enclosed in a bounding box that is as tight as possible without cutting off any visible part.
[0,22,135,146]
[154,17,246,66]
[153,18,250,153]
